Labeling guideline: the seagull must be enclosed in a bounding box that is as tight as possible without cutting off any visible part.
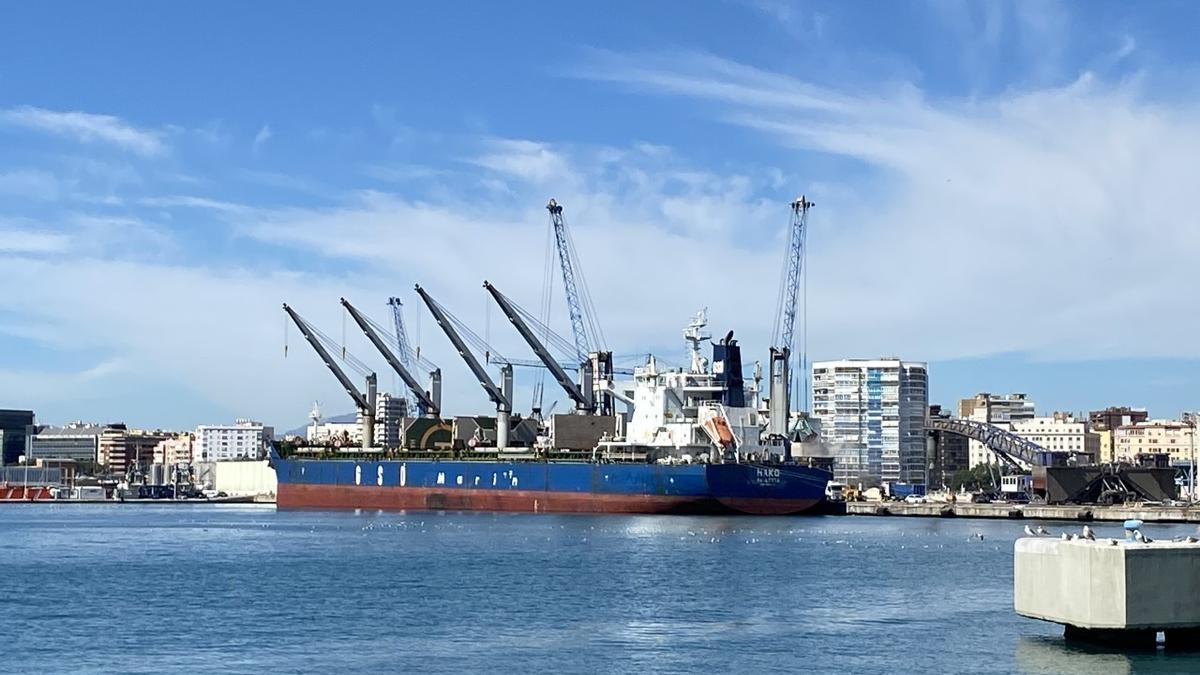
[1188,536,1199,544]
[1082,525,1096,541]
[1060,532,1070,541]
[1134,530,1153,544]
[1036,525,1053,537]
[1024,525,1038,537]
[1109,539,1119,546]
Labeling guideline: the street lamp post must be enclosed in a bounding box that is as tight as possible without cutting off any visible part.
[1189,413,1196,505]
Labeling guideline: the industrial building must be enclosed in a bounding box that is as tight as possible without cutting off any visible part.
[30,423,103,463]
[0,409,34,466]
[811,358,928,485]
[926,405,969,489]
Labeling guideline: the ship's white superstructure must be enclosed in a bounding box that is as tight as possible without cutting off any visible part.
[598,311,771,463]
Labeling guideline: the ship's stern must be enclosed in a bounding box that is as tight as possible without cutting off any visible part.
[705,462,830,515]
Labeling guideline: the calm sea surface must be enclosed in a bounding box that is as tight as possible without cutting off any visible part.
[2,505,1198,674]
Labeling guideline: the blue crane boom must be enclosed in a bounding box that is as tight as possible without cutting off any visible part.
[547,198,602,362]
[387,296,416,369]
[767,196,812,439]
[772,195,812,359]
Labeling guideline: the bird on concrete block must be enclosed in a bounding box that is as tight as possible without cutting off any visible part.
[1082,525,1096,541]
[1187,536,1199,544]
[1134,530,1153,544]
[1108,539,1119,546]
[1023,525,1037,537]
[1035,525,1052,537]
[1060,532,1070,541]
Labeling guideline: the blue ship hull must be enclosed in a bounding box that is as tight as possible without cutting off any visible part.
[273,457,831,515]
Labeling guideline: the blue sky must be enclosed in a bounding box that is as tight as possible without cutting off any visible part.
[3,1,1199,430]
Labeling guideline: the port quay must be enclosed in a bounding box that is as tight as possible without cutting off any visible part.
[6,193,1200,660]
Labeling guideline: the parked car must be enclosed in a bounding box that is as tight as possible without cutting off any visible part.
[904,494,927,504]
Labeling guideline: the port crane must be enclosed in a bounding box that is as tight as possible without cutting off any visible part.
[340,297,441,417]
[546,198,606,362]
[767,195,812,442]
[283,303,377,450]
[414,284,514,449]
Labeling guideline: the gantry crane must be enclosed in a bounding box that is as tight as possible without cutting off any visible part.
[283,303,376,450]
[341,297,440,417]
[768,195,812,440]
[414,284,514,449]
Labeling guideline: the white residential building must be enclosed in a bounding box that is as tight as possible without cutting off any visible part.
[307,421,362,445]
[1010,413,1099,463]
[194,419,271,462]
[812,358,928,486]
[958,393,1036,467]
[374,392,408,448]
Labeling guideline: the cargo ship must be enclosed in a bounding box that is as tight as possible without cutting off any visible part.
[272,310,831,515]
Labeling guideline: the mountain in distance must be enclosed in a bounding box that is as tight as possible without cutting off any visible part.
[280,411,356,439]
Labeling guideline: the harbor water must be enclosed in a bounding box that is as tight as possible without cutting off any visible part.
[3,505,1199,674]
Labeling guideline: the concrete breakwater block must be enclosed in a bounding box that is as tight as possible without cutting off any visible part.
[1015,536,1200,647]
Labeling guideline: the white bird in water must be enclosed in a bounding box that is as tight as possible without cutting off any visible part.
[1082,525,1096,541]
[1023,525,1037,537]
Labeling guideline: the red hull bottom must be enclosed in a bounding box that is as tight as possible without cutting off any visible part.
[277,484,821,515]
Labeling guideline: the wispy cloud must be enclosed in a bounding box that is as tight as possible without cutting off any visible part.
[0,223,70,253]
[470,139,576,185]
[744,0,828,40]
[0,169,63,200]
[252,123,273,155]
[0,106,166,156]
[572,50,1200,362]
[139,195,253,214]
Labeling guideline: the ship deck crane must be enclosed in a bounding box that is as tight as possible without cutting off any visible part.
[341,298,440,417]
[414,284,514,449]
[283,303,377,450]
[484,281,592,413]
[768,195,812,444]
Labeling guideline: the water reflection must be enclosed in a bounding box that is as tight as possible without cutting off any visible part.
[1015,635,1200,674]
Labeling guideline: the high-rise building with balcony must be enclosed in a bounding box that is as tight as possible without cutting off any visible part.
[812,358,928,486]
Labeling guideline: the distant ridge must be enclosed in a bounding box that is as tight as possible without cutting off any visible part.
[281,411,356,439]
